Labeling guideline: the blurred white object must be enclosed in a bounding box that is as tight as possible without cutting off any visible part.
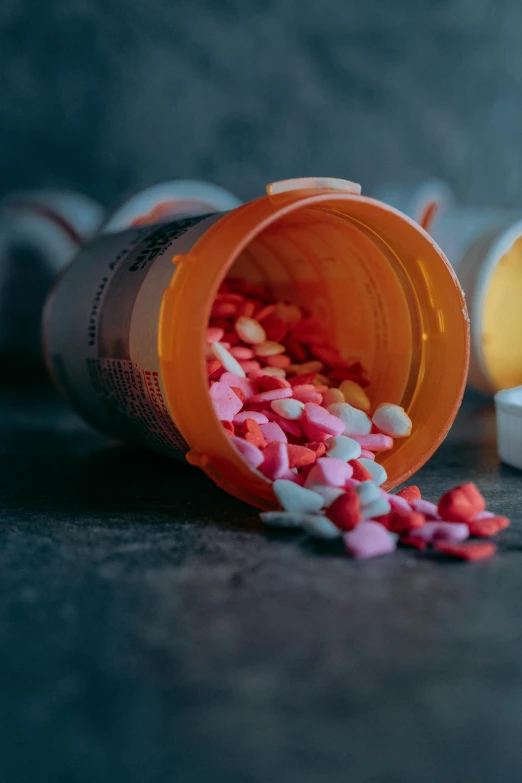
[495,386,522,470]
[376,180,522,395]
[102,180,241,233]
[0,190,103,366]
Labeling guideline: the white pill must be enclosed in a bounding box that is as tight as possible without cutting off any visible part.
[361,496,391,520]
[359,458,387,486]
[211,342,246,378]
[325,435,362,462]
[273,480,325,514]
[372,403,412,438]
[271,398,305,420]
[339,380,371,412]
[309,485,346,507]
[327,403,372,435]
[322,388,345,406]
[300,514,341,539]
[235,316,267,345]
[355,480,381,506]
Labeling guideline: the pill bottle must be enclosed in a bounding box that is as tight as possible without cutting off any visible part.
[0,189,103,368]
[377,180,522,394]
[102,180,241,233]
[43,177,469,509]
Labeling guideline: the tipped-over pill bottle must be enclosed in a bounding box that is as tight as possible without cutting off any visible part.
[43,177,469,509]
[377,180,522,395]
[0,189,103,367]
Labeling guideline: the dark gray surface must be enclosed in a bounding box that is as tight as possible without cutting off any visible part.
[2,0,522,207]
[0,383,520,783]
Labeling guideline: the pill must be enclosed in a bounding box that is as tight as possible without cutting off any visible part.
[249,388,293,403]
[300,514,342,539]
[261,367,287,378]
[255,304,277,322]
[372,403,412,438]
[230,346,255,360]
[242,418,267,448]
[361,496,391,520]
[358,458,387,486]
[467,516,510,537]
[326,490,361,531]
[327,403,372,436]
[218,372,256,399]
[434,541,496,561]
[386,509,425,534]
[355,480,381,506]
[303,441,326,458]
[303,403,345,436]
[256,374,291,391]
[397,485,421,503]
[437,482,486,523]
[259,441,290,480]
[286,444,317,469]
[311,486,346,507]
[206,326,225,344]
[254,341,286,356]
[235,316,267,344]
[265,354,291,368]
[233,411,269,425]
[230,436,264,469]
[209,382,243,421]
[211,342,246,378]
[273,479,325,513]
[411,499,440,519]
[268,414,302,437]
[291,385,323,404]
[338,380,371,412]
[259,422,287,444]
[305,457,354,488]
[360,449,375,461]
[414,521,469,543]
[239,360,262,373]
[350,460,373,482]
[271,398,305,420]
[275,302,302,323]
[344,521,396,559]
[287,361,324,374]
[351,433,394,451]
[260,511,305,528]
[325,435,362,462]
[386,493,413,513]
[322,388,345,406]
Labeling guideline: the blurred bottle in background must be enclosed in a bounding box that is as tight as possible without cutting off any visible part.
[376,180,522,395]
[0,190,103,373]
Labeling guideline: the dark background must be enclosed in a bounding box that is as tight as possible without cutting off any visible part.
[2,0,522,207]
[2,3,522,783]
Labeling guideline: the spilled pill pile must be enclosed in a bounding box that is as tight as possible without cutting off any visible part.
[206,278,509,562]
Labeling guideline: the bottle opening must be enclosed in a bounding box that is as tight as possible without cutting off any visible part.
[161,193,469,508]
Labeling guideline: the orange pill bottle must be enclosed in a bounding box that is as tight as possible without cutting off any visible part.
[43,178,469,509]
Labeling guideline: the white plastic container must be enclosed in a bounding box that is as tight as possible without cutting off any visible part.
[102,180,241,234]
[0,189,103,367]
[494,386,522,470]
[376,180,522,394]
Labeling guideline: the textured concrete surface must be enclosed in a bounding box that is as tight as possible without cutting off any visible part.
[1,0,522,207]
[0,384,519,783]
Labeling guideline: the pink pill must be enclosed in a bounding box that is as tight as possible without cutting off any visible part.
[351,434,394,451]
[230,346,255,360]
[264,410,302,437]
[360,449,375,461]
[473,510,495,520]
[300,419,330,443]
[233,411,269,425]
[344,521,396,559]
[259,422,288,444]
[209,382,243,421]
[414,521,469,543]
[278,469,305,485]
[386,493,412,512]
[411,499,440,519]
[305,457,353,488]
[344,477,360,490]
[219,372,256,400]
[230,435,264,469]
[239,360,261,373]
[259,441,290,480]
[206,327,225,344]
[303,403,345,436]
[249,388,293,404]
[291,385,323,404]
